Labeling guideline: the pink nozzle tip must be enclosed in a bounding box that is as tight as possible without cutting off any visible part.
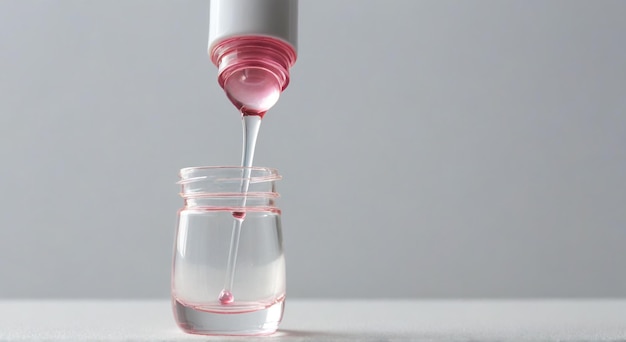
[224,68,281,117]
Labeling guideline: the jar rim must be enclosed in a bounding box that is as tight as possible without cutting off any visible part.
[178,166,281,185]
[180,165,278,172]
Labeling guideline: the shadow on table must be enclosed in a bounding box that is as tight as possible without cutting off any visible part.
[270,329,415,341]
[167,328,422,341]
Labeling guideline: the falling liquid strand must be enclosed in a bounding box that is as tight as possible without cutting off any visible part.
[219,114,263,305]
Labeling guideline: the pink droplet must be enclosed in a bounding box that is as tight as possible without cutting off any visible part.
[232,211,246,220]
[224,68,281,116]
[218,290,234,305]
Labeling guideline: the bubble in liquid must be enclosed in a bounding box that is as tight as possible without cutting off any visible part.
[218,289,234,305]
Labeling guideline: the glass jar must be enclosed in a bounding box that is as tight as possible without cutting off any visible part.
[171,166,285,336]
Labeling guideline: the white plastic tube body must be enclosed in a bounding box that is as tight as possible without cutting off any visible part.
[208,0,298,53]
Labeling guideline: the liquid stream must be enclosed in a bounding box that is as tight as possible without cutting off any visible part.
[219,114,263,305]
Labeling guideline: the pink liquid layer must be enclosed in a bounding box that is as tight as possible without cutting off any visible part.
[175,295,285,314]
[173,296,285,336]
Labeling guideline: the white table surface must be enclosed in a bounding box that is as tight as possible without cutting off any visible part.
[1,299,625,341]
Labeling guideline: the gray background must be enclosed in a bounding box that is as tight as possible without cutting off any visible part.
[1,0,625,299]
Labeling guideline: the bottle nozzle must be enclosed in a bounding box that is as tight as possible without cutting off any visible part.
[212,36,296,117]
